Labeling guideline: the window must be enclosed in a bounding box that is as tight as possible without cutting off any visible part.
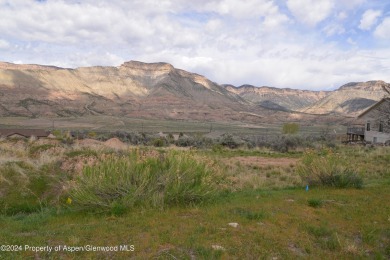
[366,122,371,131]
[379,121,384,132]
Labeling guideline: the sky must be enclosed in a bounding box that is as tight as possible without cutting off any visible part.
[1,0,390,90]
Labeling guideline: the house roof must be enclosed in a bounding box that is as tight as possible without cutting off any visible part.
[357,98,390,118]
[0,129,49,138]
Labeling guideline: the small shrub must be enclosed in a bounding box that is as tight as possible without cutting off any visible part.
[297,150,363,188]
[52,129,62,138]
[270,135,305,152]
[152,138,167,147]
[175,136,195,147]
[88,131,97,138]
[308,198,323,208]
[232,207,266,220]
[219,134,239,149]
[212,144,224,152]
[110,201,127,216]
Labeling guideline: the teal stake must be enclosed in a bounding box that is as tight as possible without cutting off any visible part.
[306,185,309,191]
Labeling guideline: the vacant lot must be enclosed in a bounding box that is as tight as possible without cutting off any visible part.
[0,138,389,259]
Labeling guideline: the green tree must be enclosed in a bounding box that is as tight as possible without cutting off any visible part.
[282,123,300,135]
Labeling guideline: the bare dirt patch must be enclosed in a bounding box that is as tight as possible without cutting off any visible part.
[226,156,299,167]
[104,138,127,150]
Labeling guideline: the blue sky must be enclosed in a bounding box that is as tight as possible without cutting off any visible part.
[1,0,390,90]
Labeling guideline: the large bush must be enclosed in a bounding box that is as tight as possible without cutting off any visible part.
[297,149,363,188]
[69,151,223,212]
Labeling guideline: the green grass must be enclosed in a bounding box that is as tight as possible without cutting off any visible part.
[1,185,390,258]
[0,140,390,258]
[202,147,302,158]
[308,198,323,208]
[65,148,99,158]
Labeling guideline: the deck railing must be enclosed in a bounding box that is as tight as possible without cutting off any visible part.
[347,127,364,135]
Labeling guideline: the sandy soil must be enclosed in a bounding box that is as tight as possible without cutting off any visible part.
[226,156,299,167]
[104,138,128,150]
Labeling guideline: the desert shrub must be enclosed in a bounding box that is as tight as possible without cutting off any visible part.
[270,135,306,152]
[297,149,363,188]
[308,198,323,208]
[88,131,97,138]
[69,151,223,212]
[152,137,168,147]
[167,133,175,144]
[52,129,63,138]
[219,134,239,149]
[194,136,214,149]
[175,136,196,147]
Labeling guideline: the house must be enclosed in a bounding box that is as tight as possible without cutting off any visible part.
[0,129,52,139]
[357,98,390,144]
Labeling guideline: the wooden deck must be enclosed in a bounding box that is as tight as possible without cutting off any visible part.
[347,127,364,142]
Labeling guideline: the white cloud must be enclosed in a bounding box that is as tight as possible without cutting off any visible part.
[205,19,223,32]
[0,0,389,90]
[337,12,348,20]
[323,23,345,36]
[347,37,357,45]
[204,0,280,18]
[337,0,365,9]
[359,9,382,30]
[0,39,10,49]
[287,0,335,27]
[374,17,390,39]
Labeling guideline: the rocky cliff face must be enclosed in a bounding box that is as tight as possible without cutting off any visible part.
[301,81,389,116]
[224,84,328,111]
[225,81,389,116]
[1,60,388,122]
[0,61,264,122]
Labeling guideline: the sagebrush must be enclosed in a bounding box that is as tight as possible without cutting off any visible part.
[69,150,224,212]
[297,149,363,188]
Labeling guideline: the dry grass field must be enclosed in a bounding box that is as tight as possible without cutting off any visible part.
[0,136,389,259]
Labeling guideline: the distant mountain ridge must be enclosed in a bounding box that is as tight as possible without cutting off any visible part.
[224,80,389,116]
[223,84,328,111]
[301,80,389,116]
[0,60,388,123]
[0,61,268,122]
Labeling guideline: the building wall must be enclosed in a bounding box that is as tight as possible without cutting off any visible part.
[364,130,390,144]
[361,99,390,144]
